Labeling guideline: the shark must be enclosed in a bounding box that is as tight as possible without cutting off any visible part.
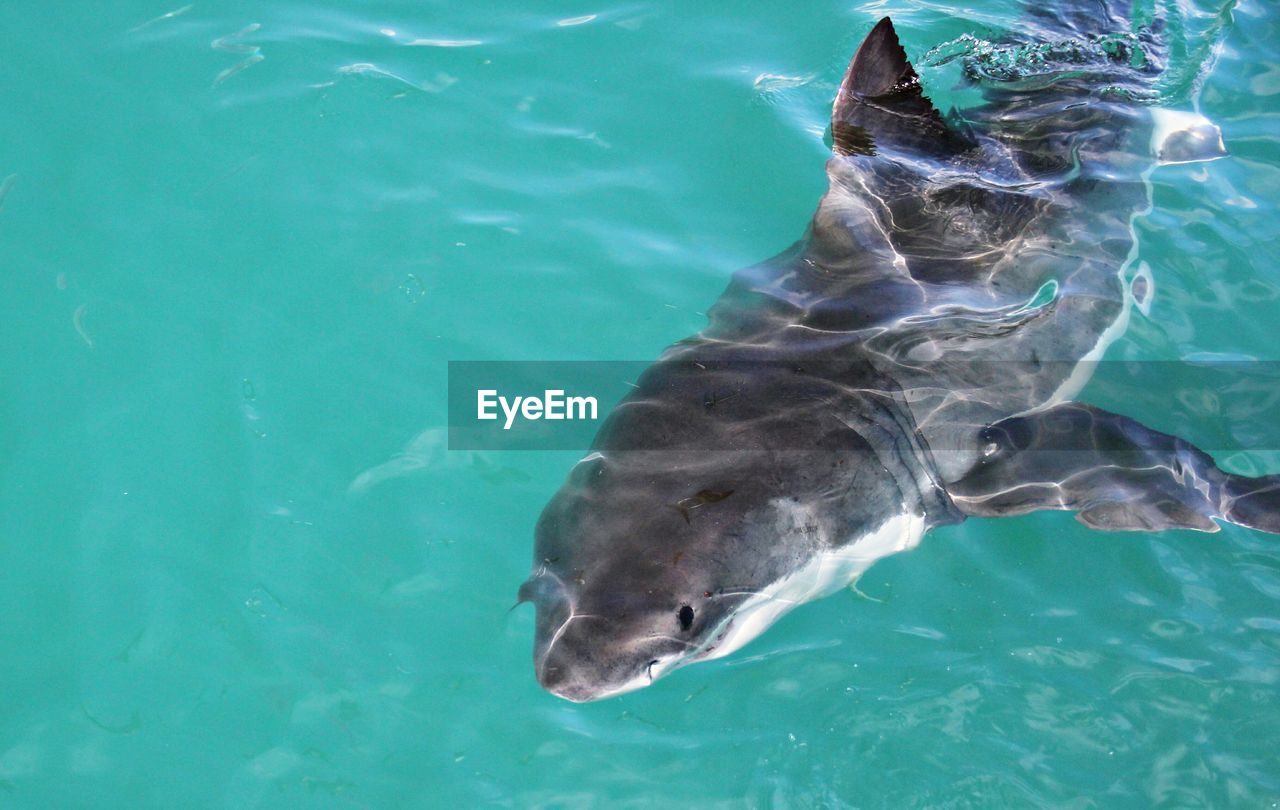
[517,11,1274,702]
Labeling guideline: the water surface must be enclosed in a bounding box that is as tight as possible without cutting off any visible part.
[1,0,1279,805]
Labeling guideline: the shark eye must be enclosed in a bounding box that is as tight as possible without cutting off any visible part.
[677,605,695,631]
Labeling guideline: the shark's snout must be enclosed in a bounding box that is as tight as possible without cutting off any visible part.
[535,645,626,703]
[521,572,686,701]
[536,640,666,703]
[519,574,604,700]
[530,607,655,702]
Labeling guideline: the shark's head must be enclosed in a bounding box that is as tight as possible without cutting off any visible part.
[519,452,765,702]
[519,442,917,702]
[518,561,750,703]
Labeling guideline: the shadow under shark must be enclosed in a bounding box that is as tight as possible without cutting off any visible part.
[519,12,1270,702]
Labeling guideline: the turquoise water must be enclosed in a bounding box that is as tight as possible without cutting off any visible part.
[3,0,1280,806]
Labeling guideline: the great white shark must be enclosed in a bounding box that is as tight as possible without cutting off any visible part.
[518,10,1275,702]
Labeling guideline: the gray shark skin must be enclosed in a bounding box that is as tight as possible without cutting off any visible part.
[519,13,1278,702]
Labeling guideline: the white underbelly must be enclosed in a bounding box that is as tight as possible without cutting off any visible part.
[703,508,926,662]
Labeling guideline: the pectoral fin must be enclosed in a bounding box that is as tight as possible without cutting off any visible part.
[948,402,1280,534]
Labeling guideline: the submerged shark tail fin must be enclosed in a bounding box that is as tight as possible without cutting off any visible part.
[832,17,969,158]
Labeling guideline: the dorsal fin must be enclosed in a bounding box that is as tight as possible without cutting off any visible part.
[832,17,968,157]
[839,17,922,99]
